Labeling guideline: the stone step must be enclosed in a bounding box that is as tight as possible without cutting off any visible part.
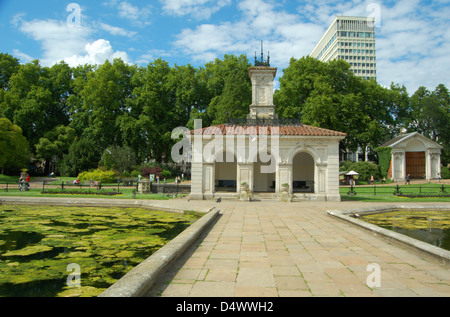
[252,193,277,200]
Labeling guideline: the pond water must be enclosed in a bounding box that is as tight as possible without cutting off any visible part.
[361,210,450,251]
[0,205,201,297]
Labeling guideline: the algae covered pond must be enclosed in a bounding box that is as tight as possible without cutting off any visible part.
[0,204,202,297]
[361,210,450,251]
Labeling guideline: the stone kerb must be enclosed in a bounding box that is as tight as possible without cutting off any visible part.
[99,207,220,297]
[327,204,450,262]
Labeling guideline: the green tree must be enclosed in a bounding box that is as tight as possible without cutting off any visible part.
[167,64,207,127]
[198,54,252,126]
[66,64,95,136]
[0,53,20,90]
[59,137,101,177]
[275,56,401,158]
[99,145,137,173]
[118,58,179,163]
[407,84,450,164]
[0,60,71,148]
[0,117,30,174]
[77,59,137,151]
[35,125,76,175]
[274,56,328,119]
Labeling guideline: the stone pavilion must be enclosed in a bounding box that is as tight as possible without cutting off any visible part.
[188,52,347,201]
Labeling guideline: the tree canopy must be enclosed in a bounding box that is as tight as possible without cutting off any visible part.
[0,51,448,176]
[0,117,30,174]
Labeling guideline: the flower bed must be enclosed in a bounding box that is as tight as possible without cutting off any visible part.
[396,193,450,198]
[41,189,122,196]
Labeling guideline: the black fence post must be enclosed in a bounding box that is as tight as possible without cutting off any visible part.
[5,182,8,192]
[442,184,446,193]
[373,184,376,196]
[62,181,64,190]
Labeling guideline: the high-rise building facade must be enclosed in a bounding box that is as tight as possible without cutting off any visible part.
[310,16,377,81]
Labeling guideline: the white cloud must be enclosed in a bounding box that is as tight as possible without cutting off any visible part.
[136,49,172,65]
[173,0,323,68]
[14,16,130,67]
[105,1,152,27]
[64,39,130,67]
[161,0,232,20]
[17,18,90,66]
[97,22,137,37]
[12,49,34,64]
[173,0,450,94]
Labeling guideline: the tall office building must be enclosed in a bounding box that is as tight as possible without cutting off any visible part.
[310,16,377,81]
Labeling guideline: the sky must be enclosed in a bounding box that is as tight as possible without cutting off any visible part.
[1,0,449,95]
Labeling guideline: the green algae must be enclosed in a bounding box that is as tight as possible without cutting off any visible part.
[0,204,201,297]
[361,210,450,251]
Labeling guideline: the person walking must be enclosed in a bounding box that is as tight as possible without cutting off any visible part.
[405,174,410,185]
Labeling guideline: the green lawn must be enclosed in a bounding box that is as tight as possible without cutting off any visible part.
[0,182,177,200]
[0,174,188,200]
[340,183,450,202]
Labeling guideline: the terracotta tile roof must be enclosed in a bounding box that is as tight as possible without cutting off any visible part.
[190,124,347,137]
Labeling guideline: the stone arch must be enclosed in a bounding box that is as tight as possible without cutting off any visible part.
[292,151,315,193]
[251,146,277,193]
[214,150,237,193]
[286,146,322,165]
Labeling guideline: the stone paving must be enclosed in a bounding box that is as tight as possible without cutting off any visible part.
[147,199,450,297]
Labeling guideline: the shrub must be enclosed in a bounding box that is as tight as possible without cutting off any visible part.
[161,169,171,178]
[130,170,140,178]
[339,161,353,172]
[141,166,163,178]
[348,161,381,182]
[442,166,450,179]
[77,169,117,183]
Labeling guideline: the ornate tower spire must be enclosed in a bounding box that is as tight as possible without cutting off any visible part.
[254,41,270,67]
[248,41,277,120]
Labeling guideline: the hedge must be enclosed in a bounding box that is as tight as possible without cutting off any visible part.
[375,146,392,178]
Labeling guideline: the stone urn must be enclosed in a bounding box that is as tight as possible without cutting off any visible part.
[280,183,290,202]
[240,183,251,201]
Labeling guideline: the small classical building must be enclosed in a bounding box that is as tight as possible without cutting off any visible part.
[188,55,346,201]
[382,132,442,181]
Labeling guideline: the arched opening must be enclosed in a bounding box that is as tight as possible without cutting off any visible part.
[292,152,315,193]
[254,153,276,193]
[214,152,237,193]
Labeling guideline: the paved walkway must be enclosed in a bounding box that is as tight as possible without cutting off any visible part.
[147,199,450,297]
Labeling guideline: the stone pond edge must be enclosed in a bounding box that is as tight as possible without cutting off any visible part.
[327,204,450,262]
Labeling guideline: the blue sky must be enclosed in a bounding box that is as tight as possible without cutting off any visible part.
[1,0,449,94]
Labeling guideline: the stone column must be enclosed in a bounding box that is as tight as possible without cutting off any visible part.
[190,162,204,200]
[237,163,253,200]
[316,163,328,201]
[392,151,404,182]
[278,163,292,202]
[277,163,292,194]
[203,163,214,200]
